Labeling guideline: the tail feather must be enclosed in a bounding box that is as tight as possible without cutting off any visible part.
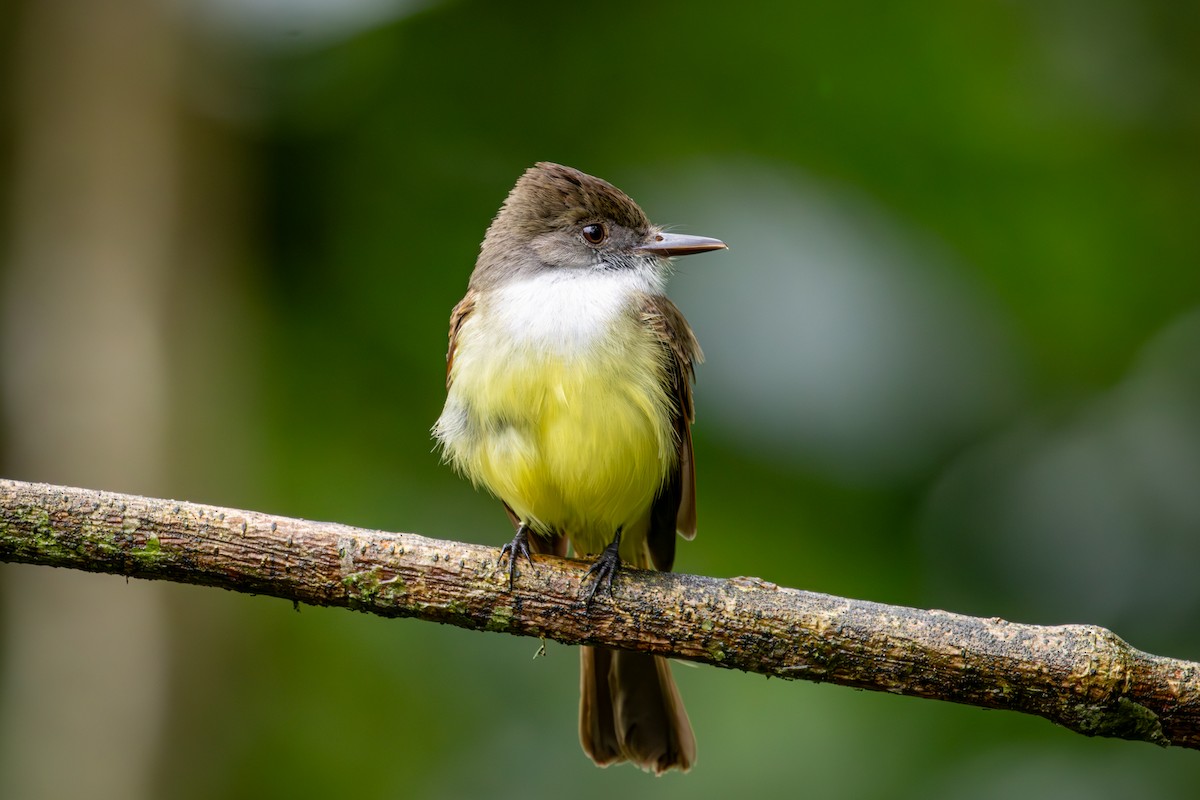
[579,646,623,766]
[579,645,695,774]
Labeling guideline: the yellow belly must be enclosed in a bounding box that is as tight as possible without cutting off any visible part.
[437,313,675,556]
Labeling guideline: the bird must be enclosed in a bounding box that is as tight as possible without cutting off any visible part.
[433,162,725,773]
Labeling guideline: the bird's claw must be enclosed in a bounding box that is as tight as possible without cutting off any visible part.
[499,523,535,591]
[582,532,623,606]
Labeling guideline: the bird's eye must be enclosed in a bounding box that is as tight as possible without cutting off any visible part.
[581,223,607,245]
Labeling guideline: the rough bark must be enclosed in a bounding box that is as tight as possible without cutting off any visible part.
[1,478,1197,750]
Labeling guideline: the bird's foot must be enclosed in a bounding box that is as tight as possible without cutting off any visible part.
[582,529,623,606]
[499,523,535,591]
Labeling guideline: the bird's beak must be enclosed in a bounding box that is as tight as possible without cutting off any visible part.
[637,232,727,257]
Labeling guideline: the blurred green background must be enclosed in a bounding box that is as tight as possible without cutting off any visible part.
[2,1,1199,797]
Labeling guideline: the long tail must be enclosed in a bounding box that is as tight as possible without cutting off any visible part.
[579,646,695,773]
[576,518,695,774]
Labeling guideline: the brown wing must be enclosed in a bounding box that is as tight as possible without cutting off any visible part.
[641,295,703,572]
[445,290,477,389]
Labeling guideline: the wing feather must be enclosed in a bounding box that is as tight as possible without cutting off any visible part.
[641,295,703,571]
[445,290,477,389]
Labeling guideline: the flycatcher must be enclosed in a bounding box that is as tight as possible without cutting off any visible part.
[433,162,725,773]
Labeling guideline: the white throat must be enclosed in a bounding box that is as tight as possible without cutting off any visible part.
[488,268,664,354]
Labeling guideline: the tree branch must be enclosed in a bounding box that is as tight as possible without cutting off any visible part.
[1,478,1196,749]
